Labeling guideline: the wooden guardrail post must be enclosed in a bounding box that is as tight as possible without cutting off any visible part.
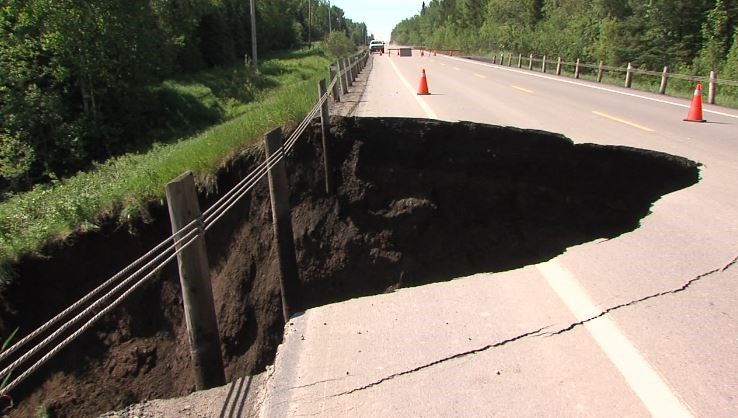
[528,54,534,70]
[708,70,717,104]
[597,61,604,83]
[318,80,334,195]
[556,57,562,75]
[507,53,513,66]
[541,55,547,73]
[343,58,352,87]
[264,128,300,322]
[338,60,348,95]
[165,172,225,390]
[625,62,634,88]
[518,53,522,68]
[350,56,357,81]
[659,66,669,94]
[329,65,341,102]
[574,58,581,79]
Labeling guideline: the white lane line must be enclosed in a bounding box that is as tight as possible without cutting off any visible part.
[511,85,534,94]
[592,110,655,132]
[440,56,738,120]
[387,58,438,119]
[537,260,694,418]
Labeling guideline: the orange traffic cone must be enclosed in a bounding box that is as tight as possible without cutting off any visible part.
[417,69,430,95]
[421,49,425,57]
[684,83,706,122]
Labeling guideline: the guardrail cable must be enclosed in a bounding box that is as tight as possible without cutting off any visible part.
[0,226,201,392]
[1,230,201,393]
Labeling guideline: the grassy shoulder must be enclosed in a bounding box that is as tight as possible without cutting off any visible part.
[0,48,332,285]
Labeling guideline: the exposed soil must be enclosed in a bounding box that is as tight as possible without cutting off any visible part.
[0,117,699,418]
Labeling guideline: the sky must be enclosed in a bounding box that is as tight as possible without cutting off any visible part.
[329,0,425,42]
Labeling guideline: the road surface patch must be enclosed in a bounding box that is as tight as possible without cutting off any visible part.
[592,110,655,132]
[387,58,438,119]
[511,85,534,94]
[538,260,694,418]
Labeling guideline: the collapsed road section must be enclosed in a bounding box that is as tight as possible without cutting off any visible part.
[0,117,698,417]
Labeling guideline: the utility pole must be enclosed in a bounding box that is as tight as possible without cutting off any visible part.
[249,0,258,71]
[308,0,311,47]
[328,0,331,33]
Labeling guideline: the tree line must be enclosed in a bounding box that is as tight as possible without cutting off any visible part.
[0,0,366,194]
[392,0,738,80]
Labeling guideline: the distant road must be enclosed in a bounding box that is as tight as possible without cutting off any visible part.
[257,51,738,417]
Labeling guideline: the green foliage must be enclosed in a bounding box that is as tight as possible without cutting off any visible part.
[723,27,738,79]
[325,31,356,58]
[694,0,733,73]
[0,49,331,285]
[0,0,364,197]
[392,0,738,77]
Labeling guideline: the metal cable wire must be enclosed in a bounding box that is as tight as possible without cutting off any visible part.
[0,226,200,384]
[2,231,201,393]
[0,216,201,366]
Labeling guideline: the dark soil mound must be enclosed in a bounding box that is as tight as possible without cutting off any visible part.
[0,117,699,417]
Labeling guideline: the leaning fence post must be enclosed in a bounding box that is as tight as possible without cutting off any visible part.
[541,55,547,73]
[165,172,225,390]
[597,61,604,83]
[264,128,300,322]
[575,58,581,79]
[659,66,669,94]
[528,54,534,70]
[625,62,634,88]
[517,53,522,68]
[343,58,352,87]
[507,53,513,66]
[329,65,341,102]
[318,80,334,195]
[350,56,357,81]
[708,70,717,104]
[556,57,562,75]
[338,60,348,95]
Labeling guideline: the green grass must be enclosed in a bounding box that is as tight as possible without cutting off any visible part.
[0,48,331,285]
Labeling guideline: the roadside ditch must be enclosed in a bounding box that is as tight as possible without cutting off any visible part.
[0,117,699,417]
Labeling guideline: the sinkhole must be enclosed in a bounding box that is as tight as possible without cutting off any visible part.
[1,117,699,417]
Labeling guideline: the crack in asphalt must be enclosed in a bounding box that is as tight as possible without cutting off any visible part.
[328,255,738,398]
[544,254,738,337]
[288,377,344,391]
[330,327,547,397]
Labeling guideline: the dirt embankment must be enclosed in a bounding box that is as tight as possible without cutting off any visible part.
[0,117,699,417]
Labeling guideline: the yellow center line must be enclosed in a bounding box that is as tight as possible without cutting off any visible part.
[592,111,655,132]
[511,85,534,94]
[453,66,460,71]
[473,73,487,79]
[440,63,447,66]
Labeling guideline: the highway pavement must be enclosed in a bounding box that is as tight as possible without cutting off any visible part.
[254,51,738,417]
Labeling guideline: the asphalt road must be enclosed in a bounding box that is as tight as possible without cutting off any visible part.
[255,51,738,417]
